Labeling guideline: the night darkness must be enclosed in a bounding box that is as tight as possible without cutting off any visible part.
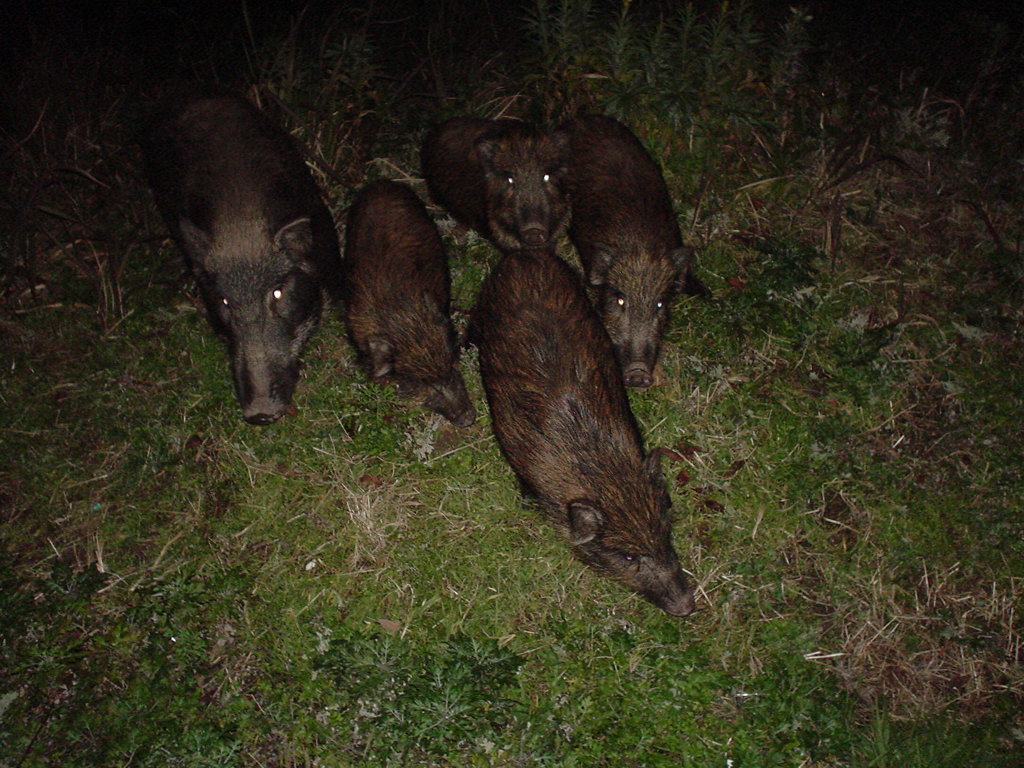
[2,0,1024,765]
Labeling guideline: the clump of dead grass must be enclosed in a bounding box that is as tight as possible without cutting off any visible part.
[341,477,417,572]
[822,563,1022,720]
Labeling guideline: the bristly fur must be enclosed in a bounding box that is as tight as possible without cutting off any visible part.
[470,249,693,616]
[139,91,341,424]
[560,113,707,386]
[342,180,475,427]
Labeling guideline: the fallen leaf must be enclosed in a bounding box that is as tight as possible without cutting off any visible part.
[674,441,704,458]
[723,459,747,478]
[656,447,687,462]
[377,618,402,634]
[359,474,384,488]
[726,276,747,291]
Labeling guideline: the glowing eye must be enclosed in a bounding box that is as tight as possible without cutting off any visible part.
[221,298,229,306]
[622,553,636,563]
[272,289,283,300]
[616,296,625,307]
[543,173,551,183]
[506,176,514,186]
[656,300,664,309]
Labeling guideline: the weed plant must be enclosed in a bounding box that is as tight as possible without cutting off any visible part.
[1,1,1022,766]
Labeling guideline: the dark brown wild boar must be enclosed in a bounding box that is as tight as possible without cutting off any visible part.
[141,91,342,425]
[469,249,694,617]
[420,117,569,252]
[559,113,708,388]
[342,180,475,428]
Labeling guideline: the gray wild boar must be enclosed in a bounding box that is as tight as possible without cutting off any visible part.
[342,180,475,428]
[141,92,342,424]
[469,249,694,617]
[420,117,569,252]
[559,113,708,388]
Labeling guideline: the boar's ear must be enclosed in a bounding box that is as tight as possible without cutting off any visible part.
[179,218,211,259]
[274,216,313,257]
[669,245,694,273]
[589,245,615,286]
[567,501,604,545]
[366,335,394,378]
[474,137,497,166]
[669,246,695,291]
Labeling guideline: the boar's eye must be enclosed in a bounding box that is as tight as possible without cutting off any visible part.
[614,294,626,308]
[656,299,664,309]
[543,173,551,183]
[506,176,515,186]
[617,551,639,565]
[272,288,283,301]
[221,297,230,307]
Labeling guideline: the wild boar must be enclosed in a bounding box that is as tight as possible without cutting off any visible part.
[140,91,341,424]
[342,180,475,428]
[559,113,708,388]
[420,117,569,252]
[469,249,694,617]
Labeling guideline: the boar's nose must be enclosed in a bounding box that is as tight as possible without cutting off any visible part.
[663,590,696,618]
[520,225,548,248]
[243,397,286,425]
[624,364,653,388]
[448,403,477,428]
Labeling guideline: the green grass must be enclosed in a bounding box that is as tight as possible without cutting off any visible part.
[2,1,1023,766]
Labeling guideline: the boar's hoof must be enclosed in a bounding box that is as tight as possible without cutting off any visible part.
[624,365,653,388]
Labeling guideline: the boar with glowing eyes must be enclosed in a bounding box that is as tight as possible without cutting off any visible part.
[559,113,708,388]
[141,91,342,424]
[421,117,569,252]
[470,249,695,617]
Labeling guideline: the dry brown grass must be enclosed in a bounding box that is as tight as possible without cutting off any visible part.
[822,564,1022,719]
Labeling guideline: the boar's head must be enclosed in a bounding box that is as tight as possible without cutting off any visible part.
[181,215,323,425]
[362,312,476,429]
[589,243,693,388]
[564,451,695,617]
[475,124,570,251]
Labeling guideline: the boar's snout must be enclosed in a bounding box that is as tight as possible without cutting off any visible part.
[436,385,477,429]
[242,396,287,425]
[623,364,653,388]
[646,570,696,618]
[659,588,696,618]
[520,224,550,248]
[448,402,477,428]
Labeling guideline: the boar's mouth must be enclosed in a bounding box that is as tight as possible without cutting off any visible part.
[242,398,287,425]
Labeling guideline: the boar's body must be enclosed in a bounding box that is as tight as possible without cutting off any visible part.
[420,117,569,252]
[470,249,694,617]
[141,92,341,424]
[341,180,475,428]
[560,113,707,388]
